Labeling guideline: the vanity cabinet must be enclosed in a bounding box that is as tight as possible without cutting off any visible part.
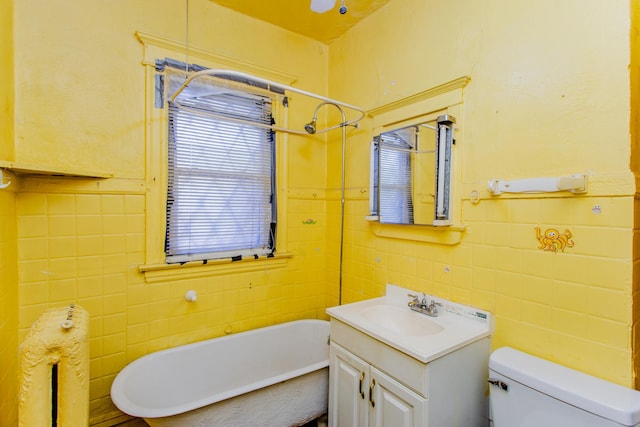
[330,342,426,427]
[328,317,490,427]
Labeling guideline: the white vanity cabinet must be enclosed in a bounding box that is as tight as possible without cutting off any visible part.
[327,316,490,427]
[330,342,427,427]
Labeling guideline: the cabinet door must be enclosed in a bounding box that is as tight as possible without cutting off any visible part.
[369,366,428,427]
[329,343,370,427]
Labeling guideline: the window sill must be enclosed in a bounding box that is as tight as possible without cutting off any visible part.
[139,252,293,283]
[369,222,466,245]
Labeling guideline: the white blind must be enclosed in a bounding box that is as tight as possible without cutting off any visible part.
[165,71,275,263]
[378,128,415,224]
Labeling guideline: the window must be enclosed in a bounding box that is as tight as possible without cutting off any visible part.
[163,65,276,263]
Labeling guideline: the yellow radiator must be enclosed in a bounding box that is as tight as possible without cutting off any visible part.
[19,305,89,426]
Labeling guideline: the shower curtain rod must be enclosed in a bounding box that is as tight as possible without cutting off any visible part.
[169,68,366,135]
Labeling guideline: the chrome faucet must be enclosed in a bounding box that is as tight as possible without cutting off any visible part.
[407,293,442,317]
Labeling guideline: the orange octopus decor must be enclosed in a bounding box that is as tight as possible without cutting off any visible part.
[535,227,575,252]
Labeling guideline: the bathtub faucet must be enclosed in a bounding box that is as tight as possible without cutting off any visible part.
[407,293,442,317]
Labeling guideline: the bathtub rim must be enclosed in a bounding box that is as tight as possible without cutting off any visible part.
[111,319,330,418]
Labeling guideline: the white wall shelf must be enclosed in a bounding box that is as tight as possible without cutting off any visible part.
[0,160,113,179]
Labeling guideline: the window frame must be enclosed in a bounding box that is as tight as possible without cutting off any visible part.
[137,42,294,279]
[163,65,278,263]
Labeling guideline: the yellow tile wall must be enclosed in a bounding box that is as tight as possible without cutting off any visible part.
[339,195,634,385]
[16,192,138,414]
[15,186,331,421]
[634,195,640,389]
[0,187,19,426]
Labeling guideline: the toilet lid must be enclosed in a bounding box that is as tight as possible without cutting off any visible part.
[490,347,640,426]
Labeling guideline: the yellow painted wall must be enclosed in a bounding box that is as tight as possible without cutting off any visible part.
[632,0,640,181]
[0,0,19,425]
[0,0,14,162]
[631,0,640,390]
[6,0,639,424]
[330,0,636,386]
[12,0,332,423]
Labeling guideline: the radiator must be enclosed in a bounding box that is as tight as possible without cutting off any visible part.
[19,305,89,426]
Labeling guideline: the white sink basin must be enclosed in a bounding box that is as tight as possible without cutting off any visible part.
[326,284,492,363]
[359,304,444,336]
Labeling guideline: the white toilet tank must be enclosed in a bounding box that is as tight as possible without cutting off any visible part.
[489,347,640,427]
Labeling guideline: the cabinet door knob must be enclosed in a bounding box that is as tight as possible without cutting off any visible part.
[369,378,376,407]
[359,371,366,399]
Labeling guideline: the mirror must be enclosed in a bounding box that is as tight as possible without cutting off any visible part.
[369,115,455,226]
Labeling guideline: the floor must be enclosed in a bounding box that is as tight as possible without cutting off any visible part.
[112,415,326,426]
[112,419,148,426]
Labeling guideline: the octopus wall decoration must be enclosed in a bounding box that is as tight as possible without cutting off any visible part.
[535,227,575,252]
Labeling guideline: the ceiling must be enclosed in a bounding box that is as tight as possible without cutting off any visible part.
[209,0,391,43]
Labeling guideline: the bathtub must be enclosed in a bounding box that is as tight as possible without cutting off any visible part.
[111,319,330,427]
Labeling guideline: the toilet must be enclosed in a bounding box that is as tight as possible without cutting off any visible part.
[489,347,640,427]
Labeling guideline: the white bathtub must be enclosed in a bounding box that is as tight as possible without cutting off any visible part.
[111,319,330,427]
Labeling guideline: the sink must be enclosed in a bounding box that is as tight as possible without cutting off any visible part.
[359,304,444,336]
[326,284,492,363]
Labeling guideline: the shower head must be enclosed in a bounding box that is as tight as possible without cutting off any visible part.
[304,119,317,134]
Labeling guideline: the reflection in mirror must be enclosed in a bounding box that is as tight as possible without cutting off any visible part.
[369,115,455,225]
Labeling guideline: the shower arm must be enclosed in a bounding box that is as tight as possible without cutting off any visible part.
[168,68,365,135]
[309,101,356,131]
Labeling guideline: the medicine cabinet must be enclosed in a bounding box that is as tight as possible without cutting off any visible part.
[369,114,455,226]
